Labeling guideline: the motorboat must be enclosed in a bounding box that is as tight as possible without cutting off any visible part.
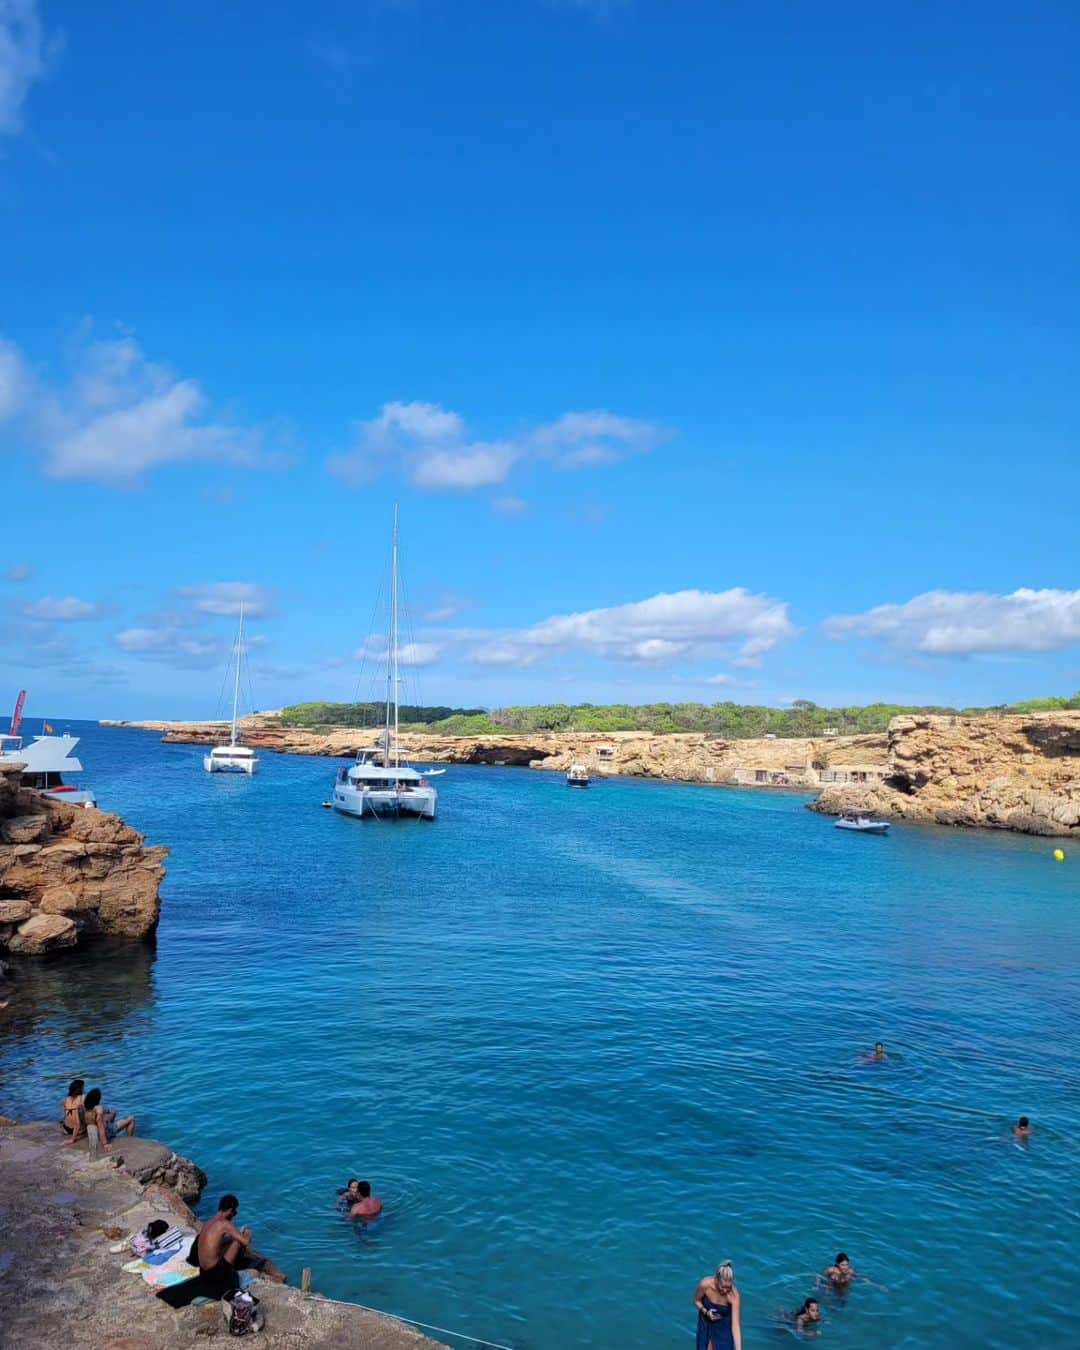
[331,506,437,822]
[0,731,97,807]
[567,763,590,787]
[835,811,890,834]
[204,605,258,774]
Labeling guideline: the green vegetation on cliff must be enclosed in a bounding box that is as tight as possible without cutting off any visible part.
[280,701,485,728]
[279,692,1080,738]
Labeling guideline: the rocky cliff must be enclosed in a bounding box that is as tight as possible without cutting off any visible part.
[810,712,1080,837]
[0,763,167,956]
[103,717,888,785]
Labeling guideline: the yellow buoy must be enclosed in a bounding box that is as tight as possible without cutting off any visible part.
[1053,848,1065,862]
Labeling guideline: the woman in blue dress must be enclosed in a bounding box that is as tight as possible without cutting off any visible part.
[693,1261,742,1350]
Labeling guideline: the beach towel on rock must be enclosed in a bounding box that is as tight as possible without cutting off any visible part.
[120,1229,197,1288]
[141,1249,199,1288]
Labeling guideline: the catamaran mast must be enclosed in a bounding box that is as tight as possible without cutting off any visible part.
[384,506,398,766]
[230,603,245,748]
[391,504,400,769]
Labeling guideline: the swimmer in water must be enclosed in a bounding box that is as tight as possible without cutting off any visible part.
[349,1180,383,1222]
[861,1042,888,1062]
[821,1252,855,1288]
[819,1252,886,1293]
[1013,1116,1032,1140]
[792,1297,820,1334]
[336,1179,361,1211]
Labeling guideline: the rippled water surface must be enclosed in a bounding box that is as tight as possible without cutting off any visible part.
[2,723,1079,1348]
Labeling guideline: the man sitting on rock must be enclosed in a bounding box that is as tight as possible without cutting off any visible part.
[157,1194,250,1307]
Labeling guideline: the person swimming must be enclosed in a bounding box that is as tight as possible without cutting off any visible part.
[693,1261,742,1350]
[349,1180,383,1222]
[819,1252,886,1292]
[337,1179,362,1211]
[792,1297,821,1333]
[1013,1116,1032,1140]
[821,1252,856,1288]
[861,1042,888,1062]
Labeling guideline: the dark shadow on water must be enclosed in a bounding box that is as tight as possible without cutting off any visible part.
[0,939,157,1111]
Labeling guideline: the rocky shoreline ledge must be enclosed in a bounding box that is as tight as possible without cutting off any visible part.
[103,709,1080,839]
[0,1118,445,1348]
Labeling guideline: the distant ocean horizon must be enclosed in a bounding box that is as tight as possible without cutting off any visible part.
[3,721,1077,1349]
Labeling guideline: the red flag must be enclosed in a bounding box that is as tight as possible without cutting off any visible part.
[10,690,26,735]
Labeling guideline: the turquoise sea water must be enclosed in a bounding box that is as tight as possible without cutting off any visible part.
[2,723,1078,1349]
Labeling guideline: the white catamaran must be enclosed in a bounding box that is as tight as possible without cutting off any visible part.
[331,507,438,821]
[203,604,258,775]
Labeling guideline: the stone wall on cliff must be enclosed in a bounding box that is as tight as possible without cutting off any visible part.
[0,763,167,956]
[809,712,1080,837]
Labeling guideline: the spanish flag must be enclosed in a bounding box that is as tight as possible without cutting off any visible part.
[44,722,54,733]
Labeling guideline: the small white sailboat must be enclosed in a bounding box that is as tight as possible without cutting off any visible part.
[331,507,437,821]
[835,811,890,834]
[204,605,258,775]
[566,763,590,787]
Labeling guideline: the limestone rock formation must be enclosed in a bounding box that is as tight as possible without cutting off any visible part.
[7,911,78,954]
[809,712,1080,837]
[104,715,888,787]
[0,763,167,957]
[105,710,1080,839]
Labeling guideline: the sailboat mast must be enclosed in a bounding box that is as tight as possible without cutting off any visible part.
[383,508,395,764]
[230,603,244,748]
[391,504,400,769]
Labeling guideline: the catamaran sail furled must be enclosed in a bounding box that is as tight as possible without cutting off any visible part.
[204,604,259,774]
[331,506,438,821]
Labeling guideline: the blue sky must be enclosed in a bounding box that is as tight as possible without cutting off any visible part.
[0,0,1077,721]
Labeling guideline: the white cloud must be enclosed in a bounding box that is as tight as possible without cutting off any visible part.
[825,588,1080,656]
[2,561,31,582]
[465,587,794,669]
[24,594,103,621]
[178,582,274,617]
[0,330,268,485]
[114,626,226,669]
[327,400,474,487]
[354,636,441,667]
[492,495,527,516]
[327,399,665,492]
[0,0,55,137]
[412,442,517,489]
[532,409,665,470]
[397,641,440,667]
[422,596,465,623]
[468,641,544,668]
[704,672,736,686]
